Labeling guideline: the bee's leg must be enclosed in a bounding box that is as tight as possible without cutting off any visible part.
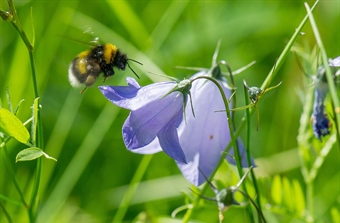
[80,86,87,94]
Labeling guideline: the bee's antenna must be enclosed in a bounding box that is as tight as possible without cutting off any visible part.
[127,59,143,79]
[128,58,143,66]
[127,62,140,79]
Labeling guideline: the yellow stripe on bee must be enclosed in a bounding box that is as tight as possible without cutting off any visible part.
[76,50,90,74]
[104,44,117,64]
[76,58,88,74]
[77,50,90,59]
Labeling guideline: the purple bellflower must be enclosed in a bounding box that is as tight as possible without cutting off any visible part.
[99,71,254,186]
[312,56,340,140]
[99,77,191,163]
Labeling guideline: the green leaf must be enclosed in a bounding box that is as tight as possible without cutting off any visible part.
[282,176,293,211]
[16,147,57,162]
[0,108,30,145]
[271,175,282,205]
[292,179,305,215]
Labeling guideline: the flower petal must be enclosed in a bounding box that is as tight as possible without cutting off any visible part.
[329,56,340,67]
[129,138,163,154]
[177,74,232,186]
[122,92,184,150]
[99,77,176,110]
[157,111,186,163]
[312,88,330,140]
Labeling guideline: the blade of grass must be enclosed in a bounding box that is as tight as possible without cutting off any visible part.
[38,102,120,223]
[39,90,83,197]
[111,155,153,223]
[105,1,149,49]
[148,0,189,52]
[261,0,320,91]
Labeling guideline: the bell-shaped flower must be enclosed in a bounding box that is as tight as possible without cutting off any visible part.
[100,70,254,186]
[99,77,192,163]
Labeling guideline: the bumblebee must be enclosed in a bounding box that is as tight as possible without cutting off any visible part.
[68,43,142,93]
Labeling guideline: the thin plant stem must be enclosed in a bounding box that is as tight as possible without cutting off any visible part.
[0,201,13,223]
[6,0,33,52]
[3,0,44,222]
[2,146,28,209]
[112,155,153,223]
[182,76,250,223]
[244,85,264,222]
[193,76,243,182]
[27,51,43,223]
[261,0,319,91]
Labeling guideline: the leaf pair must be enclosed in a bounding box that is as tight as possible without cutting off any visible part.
[0,98,56,162]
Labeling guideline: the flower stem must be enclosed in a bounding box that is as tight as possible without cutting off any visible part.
[6,0,33,51]
[183,76,256,222]
[193,76,243,179]
[244,85,264,222]
[0,202,12,223]
[261,0,319,91]
[2,145,28,209]
[3,0,43,222]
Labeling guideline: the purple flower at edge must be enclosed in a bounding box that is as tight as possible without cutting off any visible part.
[311,56,340,140]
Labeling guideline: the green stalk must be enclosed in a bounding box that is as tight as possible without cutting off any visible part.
[2,145,28,209]
[261,0,319,90]
[0,201,12,223]
[27,48,43,223]
[3,0,43,222]
[193,76,243,183]
[6,0,33,52]
[182,76,251,223]
[244,85,263,222]
[297,86,314,222]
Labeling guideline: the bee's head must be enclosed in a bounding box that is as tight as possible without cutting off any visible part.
[114,50,128,70]
[114,49,142,79]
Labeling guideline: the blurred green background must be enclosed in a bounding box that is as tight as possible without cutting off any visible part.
[0,0,339,222]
